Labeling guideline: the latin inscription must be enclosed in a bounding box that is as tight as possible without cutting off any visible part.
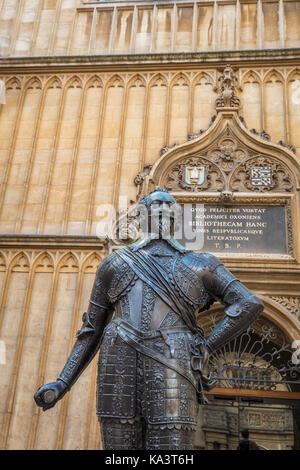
[180,205,287,254]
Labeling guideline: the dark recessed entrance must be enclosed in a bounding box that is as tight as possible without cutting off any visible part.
[196,312,300,450]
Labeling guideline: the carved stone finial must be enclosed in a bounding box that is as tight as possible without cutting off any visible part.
[215,65,241,110]
[277,140,296,154]
[133,164,153,201]
[187,130,205,141]
[159,143,177,157]
[239,115,248,128]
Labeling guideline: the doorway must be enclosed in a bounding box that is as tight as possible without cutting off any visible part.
[196,312,300,450]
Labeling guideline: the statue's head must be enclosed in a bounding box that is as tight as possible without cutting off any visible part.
[137,188,178,238]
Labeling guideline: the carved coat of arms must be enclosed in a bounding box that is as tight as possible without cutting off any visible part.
[185,166,205,185]
[251,167,272,186]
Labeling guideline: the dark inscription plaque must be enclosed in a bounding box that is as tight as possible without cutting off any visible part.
[179,204,287,254]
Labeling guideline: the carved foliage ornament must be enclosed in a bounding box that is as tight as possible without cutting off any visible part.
[164,156,224,193]
[215,65,241,109]
[270,296,300,321]
[209,136,247,174]
[159,131,294,194]
[250,129,271,141]
[135,64,296,197]
[134,164,153,201]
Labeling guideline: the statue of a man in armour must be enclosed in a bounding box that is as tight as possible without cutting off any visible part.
[34,188,263,450]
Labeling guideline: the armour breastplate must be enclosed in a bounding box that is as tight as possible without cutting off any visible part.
[107,241,214,331]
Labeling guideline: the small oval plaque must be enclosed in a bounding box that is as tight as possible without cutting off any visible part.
[43,390,55,404]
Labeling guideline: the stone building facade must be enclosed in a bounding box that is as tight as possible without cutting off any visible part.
[0,0,300,450]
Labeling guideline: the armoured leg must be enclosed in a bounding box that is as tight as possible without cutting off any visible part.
[98,328,199,450]
[146,424,196,450]
[99,417,145,450]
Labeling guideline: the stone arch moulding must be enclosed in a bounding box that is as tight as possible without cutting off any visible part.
[137,65,300,195]
[130,66,300,263]
[199,296,300,344]
[141,108,300,259]
[139,83,300,261]
[197,300,300,393]
[143,109,300,195]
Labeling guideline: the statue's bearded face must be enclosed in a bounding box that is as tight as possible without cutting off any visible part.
[138,191,177,238]
[149,200,174,238]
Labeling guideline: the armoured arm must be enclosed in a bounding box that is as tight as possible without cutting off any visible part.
[202,256,264,353]
[58,257,114,388]
[58,302,113,389]
[34,256,114,410]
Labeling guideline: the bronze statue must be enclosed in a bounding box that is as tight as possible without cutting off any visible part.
[34,188,263,450]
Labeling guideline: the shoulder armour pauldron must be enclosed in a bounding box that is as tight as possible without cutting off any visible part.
[172,253,210,307]
[200,252,224,272]
[107,253,137,303]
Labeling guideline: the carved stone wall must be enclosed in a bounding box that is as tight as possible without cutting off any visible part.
[200,403,294,450]
[0,67,300,236]
[163,127,295,194]
[270,296,300,322]
[0,243,108,450]
[1,0,300,57]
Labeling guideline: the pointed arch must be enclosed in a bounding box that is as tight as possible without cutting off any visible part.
[85,75,103,89]
[24,77,43,91]
[286,68,300,151]
[0,252,6,271]
[241,70,262,87]
[287,68,300,84]
[145,73,169,164]
[149,73,168,88]
[5,77,21,91]
[67,74,104,235]
[197,303,300,394]
[192,72,216,134]
[241,70,262,131]
[145,102,300,195]
[170,72,190,88]
[259,296,300,344]
[65,75,83,89]
[169,73,190,146]
[119,73,147,202]
[263,70,285,142]
[198,296,299,346]
[45,76,63,90]
[19,74,64,234]
[95,74,125,208]
[127,74,146,89]
[33,252,55,273]
[263,69,284,85]
[9,252,30,272]
[192,72,214,87]
[57,252,79,272]
[106,74,125,89]
[81,252,102,273]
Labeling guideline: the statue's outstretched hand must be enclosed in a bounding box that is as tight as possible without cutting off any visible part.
[34,380,68,411]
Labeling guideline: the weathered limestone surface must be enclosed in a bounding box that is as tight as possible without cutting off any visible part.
[1,0,300,57]
[0,67,300,235]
